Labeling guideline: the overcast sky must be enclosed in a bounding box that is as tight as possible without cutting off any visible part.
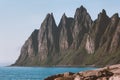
[0,0,120,66]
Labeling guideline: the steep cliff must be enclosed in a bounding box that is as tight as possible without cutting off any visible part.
[58,13,74,51]
[71,6,92,49]
[13,6,120,67]
[37,13,58,64]
[14,29,39,66]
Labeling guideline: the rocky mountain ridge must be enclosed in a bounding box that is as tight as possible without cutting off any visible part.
[13,6,120,66]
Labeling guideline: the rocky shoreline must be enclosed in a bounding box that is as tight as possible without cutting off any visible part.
[44,64,120,80]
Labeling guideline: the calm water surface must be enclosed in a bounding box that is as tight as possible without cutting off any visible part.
[0,67,96,80]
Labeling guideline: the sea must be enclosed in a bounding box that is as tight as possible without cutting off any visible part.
[0,67,96,80]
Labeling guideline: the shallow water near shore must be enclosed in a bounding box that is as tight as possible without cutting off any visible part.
[0,67,96,80]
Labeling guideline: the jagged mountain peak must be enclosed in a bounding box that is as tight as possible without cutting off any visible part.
[79,5,87,12]
[46,13,53,17]
[62,13,67,17]
[45,13,51,19]
[111,13,119,19]
[71,6,92,49]
[61,13,67,22]
[74,6,87,19]
[37,12,58,62]
[102,9,106,14]
[13,6,120,67]
[110,13,119,24]
[40,13,57,31]
[58,13,73,30]
[44,13,55,22]
[98,9,109,20]
[58,12,74,51]
[74,5,92,25]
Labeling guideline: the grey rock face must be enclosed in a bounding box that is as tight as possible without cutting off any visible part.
[110,20,120,52]
[38,13,58,61]
[85,35,95,54]
[58,13,74,51]
[14,29,39,66]
[13,6,120,66]
[99,13,119,52]
[91,9,110,50]
[71,6,92,49]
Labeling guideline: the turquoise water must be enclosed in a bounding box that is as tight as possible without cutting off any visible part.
[0,67,96,80]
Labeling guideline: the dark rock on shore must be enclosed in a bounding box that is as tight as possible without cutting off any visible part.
[45,64,120,80]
